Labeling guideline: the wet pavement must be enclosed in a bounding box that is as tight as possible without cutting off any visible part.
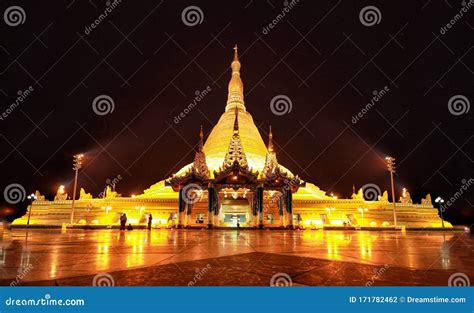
[0,229,472,286]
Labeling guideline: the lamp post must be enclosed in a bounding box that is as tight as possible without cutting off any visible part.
[70,153,84,225]
[26,193,37,227]
[435,197,445,229]
[385,156,397,227]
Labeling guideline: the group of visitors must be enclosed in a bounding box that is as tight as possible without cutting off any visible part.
[119,213,153,231]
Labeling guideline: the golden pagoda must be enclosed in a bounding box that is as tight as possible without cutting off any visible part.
[13,46,450,229]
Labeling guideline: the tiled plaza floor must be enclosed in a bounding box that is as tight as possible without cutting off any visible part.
[0,229,472,286]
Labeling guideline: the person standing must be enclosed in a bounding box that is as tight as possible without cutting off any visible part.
[147,214,153,230]
[120,213,127,231]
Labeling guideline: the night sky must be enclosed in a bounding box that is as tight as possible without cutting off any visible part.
[0,0,472,225]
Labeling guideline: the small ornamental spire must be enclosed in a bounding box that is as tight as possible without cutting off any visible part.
[263,126,279,178]
[192,126,209,178]
[199,125,204,150]
[221,105,248,170]
[268,125,274,153]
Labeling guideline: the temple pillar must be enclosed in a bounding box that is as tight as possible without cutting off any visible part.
[246,193,255,227]
[185,202,193,228]
[177,188,185,228]
[278,196,285,228]
[257,186,264,229]
[285,189,294,229]
[207,186,214,228]
[214,192,221,227]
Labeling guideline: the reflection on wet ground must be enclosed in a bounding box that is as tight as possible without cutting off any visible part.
[0,229,472,286]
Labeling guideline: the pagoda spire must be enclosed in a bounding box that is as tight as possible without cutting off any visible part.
[199,125,204,150]
[263,125,279,177]
[225,44,246,112]
[268,125,274,153]
[221,106,249,169]
[192,126,209,178]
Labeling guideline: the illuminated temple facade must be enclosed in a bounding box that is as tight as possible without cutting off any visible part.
[14,47,450,229]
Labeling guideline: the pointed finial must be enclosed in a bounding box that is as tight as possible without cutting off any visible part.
[268,126,274,152]
[199,125,204,149]
[233,44,238,61]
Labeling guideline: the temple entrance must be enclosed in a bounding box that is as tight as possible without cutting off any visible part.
[224,214,247,227]
[220,199,250,227]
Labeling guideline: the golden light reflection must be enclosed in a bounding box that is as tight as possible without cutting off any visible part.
[0,229,462,284]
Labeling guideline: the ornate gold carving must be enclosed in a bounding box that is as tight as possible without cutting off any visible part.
[79,188,93,199]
